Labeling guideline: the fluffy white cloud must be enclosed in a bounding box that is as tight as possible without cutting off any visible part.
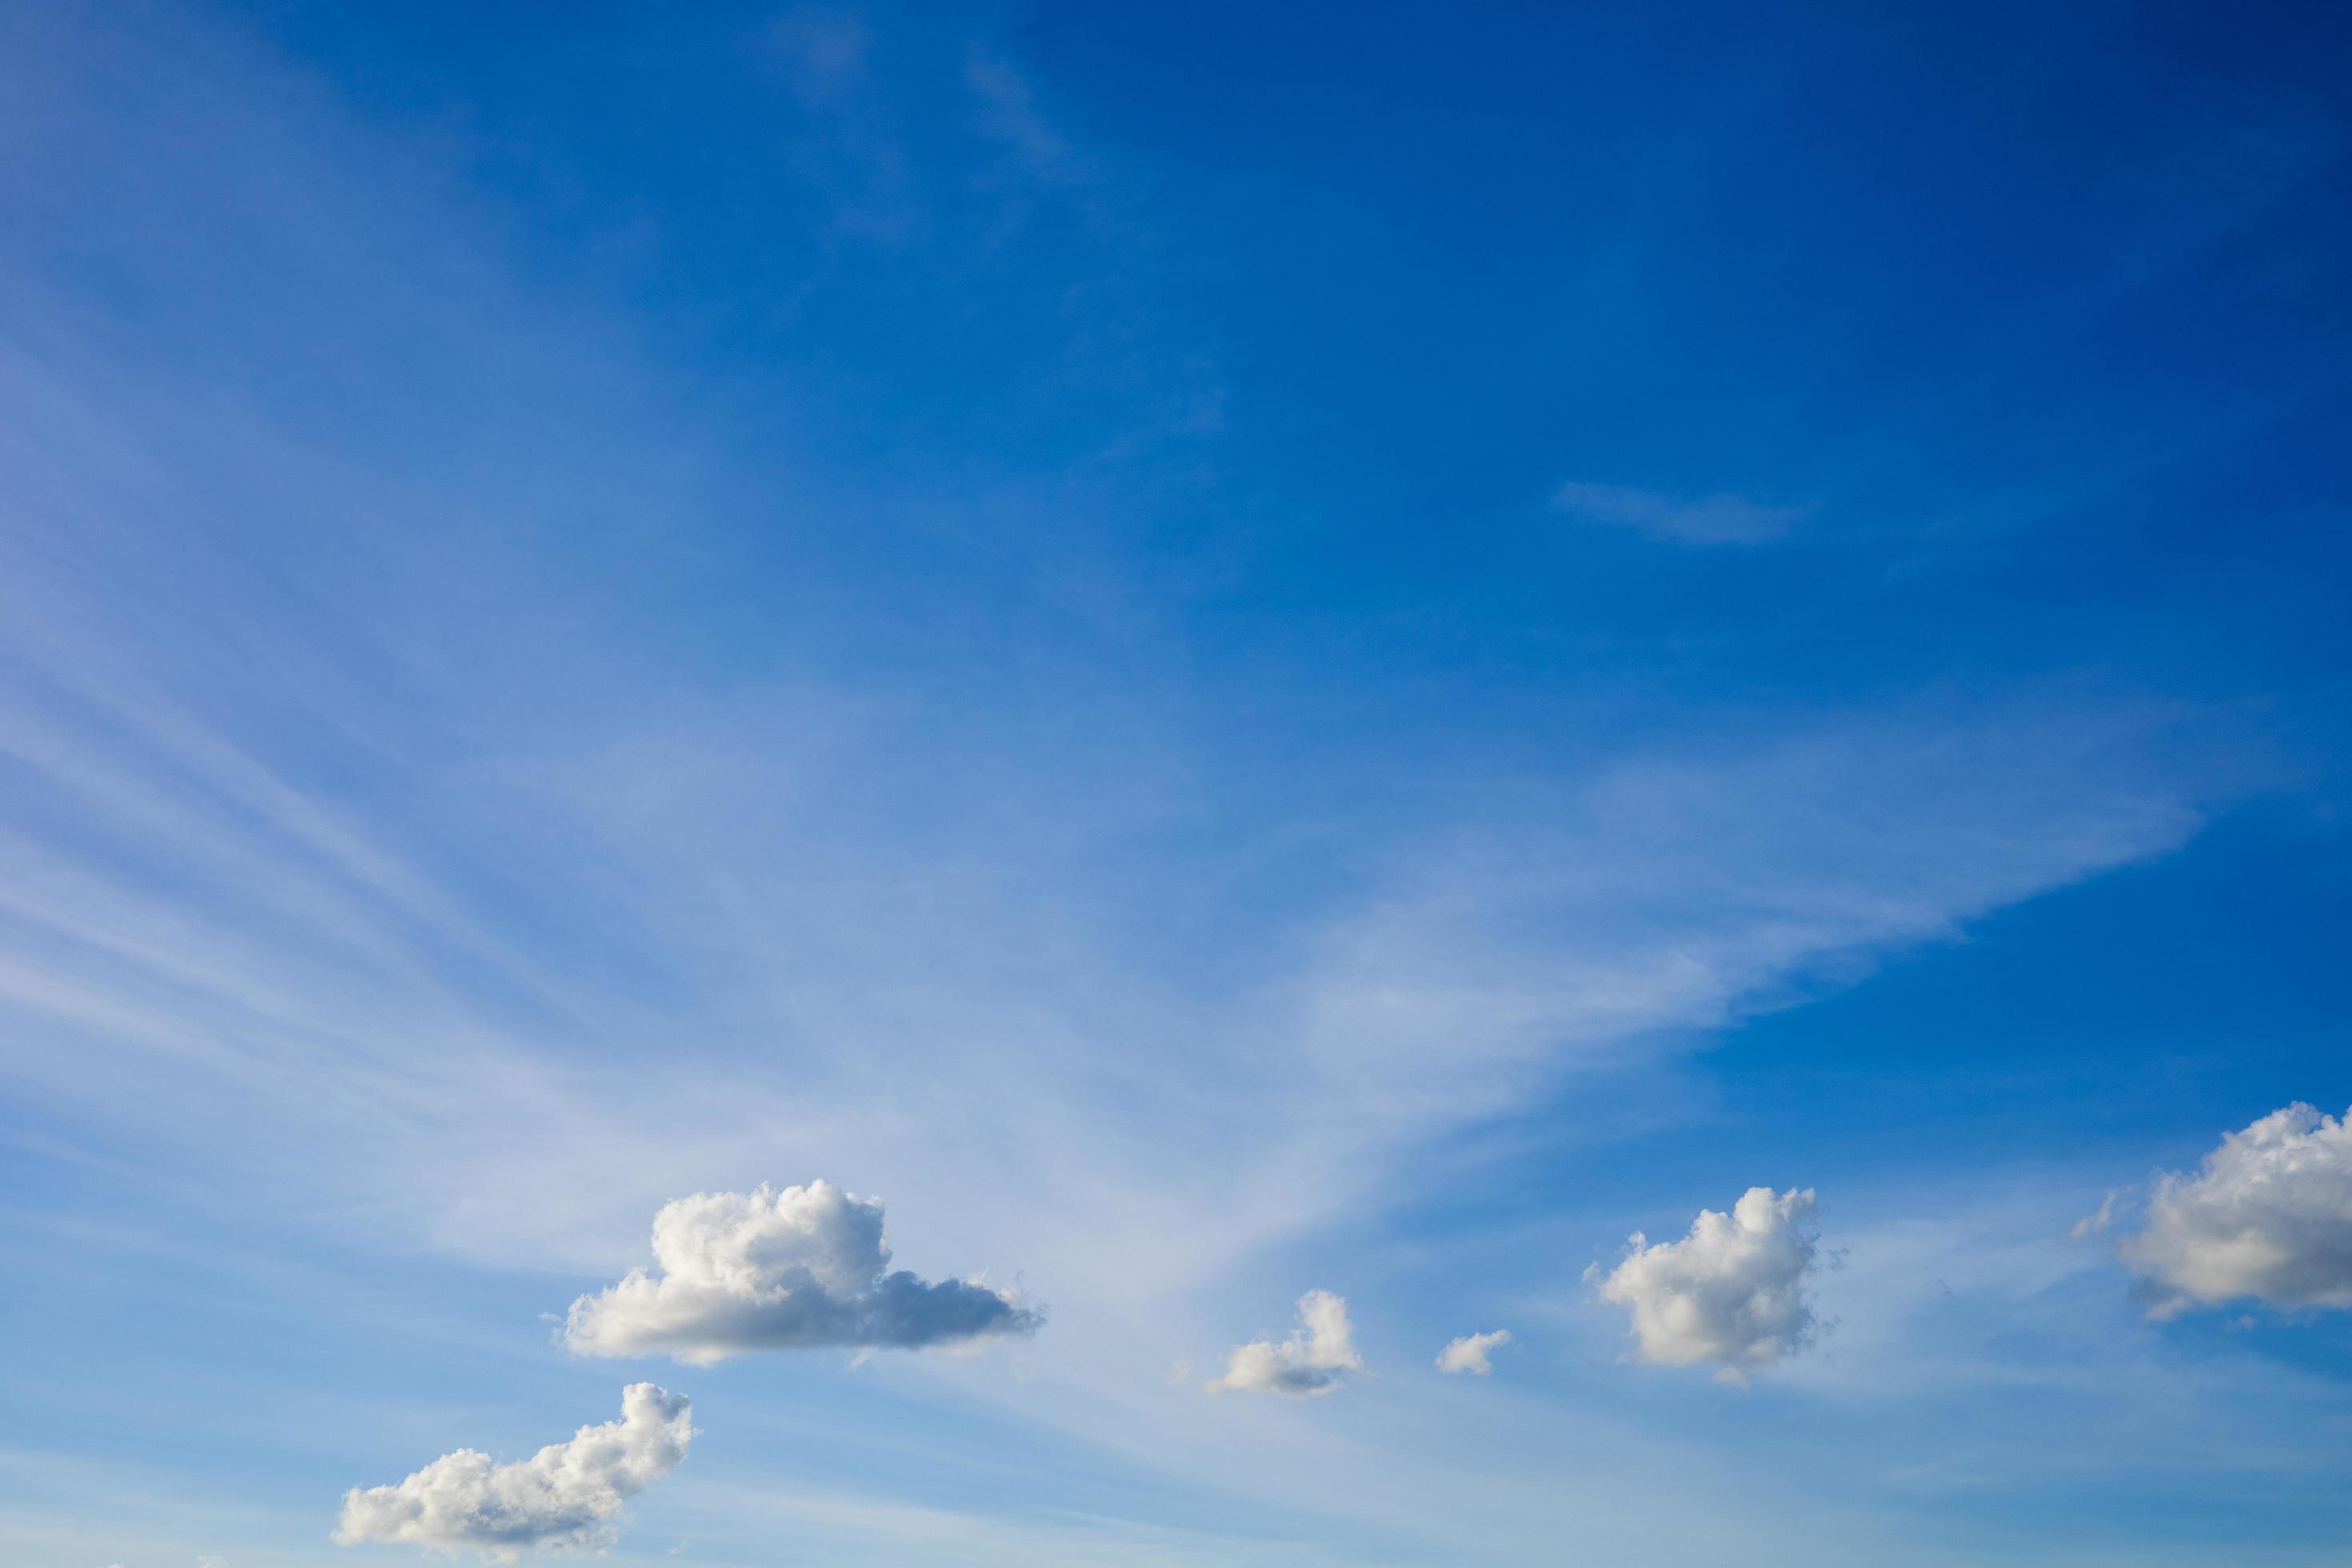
[1595,1187,1820,1382]
[1434,1328,1512,1375]
[1206,1289,1363,1398]
[2119,1103,2352,1319]
[334,1384,692,1562]
[564,1181,1040,1365]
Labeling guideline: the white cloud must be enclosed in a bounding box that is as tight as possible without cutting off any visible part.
[1206,1290,1362,1398]
[564,1182,1040,1365]
[1434,1329,1512,1375]
[0,6,2300,1558]
[1551,481,1806,545]
[2066,1189,2126,1241]
[334,1384,692,1562]
[1595,1187,1821,1382]
[2119,1103,2352,1319]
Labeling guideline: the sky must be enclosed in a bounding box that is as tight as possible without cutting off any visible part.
[1,1,2349,1562]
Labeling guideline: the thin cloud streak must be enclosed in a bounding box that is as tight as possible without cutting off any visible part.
[0,4,2307,1559]
[1552,481,1809,545]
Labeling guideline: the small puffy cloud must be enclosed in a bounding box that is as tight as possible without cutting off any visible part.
[1206,1290,1362,1398]
[2120,1103,2352,1320]
[1551,481,1806,545]
[1434,1328,1512,1375]
[334,1384,692,1562]
[564,1181,1039,1365]
[1595,1186,1820,1382]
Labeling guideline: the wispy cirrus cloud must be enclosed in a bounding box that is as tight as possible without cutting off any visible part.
[1551,480,1808,544]
[0,3,2294,1560]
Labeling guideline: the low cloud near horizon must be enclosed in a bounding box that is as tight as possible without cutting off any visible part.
[334,1383,692,1561]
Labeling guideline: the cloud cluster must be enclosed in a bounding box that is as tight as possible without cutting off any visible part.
[2120,1103,2352,1319]
[1595,1187,1820,1381]
[1206,1290,1363,1398]
[334,1384,692,1562]
[564,1181,1040,1365]
[1434,1329,1512,1375]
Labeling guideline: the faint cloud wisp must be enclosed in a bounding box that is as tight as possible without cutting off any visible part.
[1552,480,1808,545]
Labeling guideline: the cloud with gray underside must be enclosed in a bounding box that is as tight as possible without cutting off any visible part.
[564,1180,1040,1365]
[1594,1186,1821,1383]
[2120,1103,2352,1319]
[334,1383,691,1562]
[1206,1289,1363,1398]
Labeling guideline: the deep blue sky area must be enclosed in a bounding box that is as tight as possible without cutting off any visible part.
[1,2,2349,1564]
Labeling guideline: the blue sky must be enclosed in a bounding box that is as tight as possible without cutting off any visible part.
[2,1,2349,1562]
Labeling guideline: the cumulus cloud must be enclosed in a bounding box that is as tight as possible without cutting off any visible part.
[1434,1328,1511,1375]
[334,1384,692,1562]
[2119,1103,2352,1320]
[564,1181,1040,1365]
[1206,1290,1363,1398]
[1551,481,1806,545]
[1594,1186,1821,1382]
